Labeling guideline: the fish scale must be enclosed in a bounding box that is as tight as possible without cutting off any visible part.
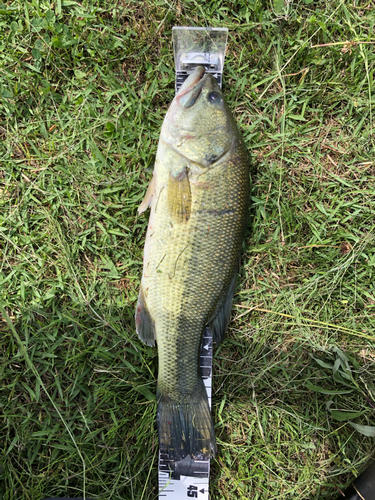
[149,154,247,393]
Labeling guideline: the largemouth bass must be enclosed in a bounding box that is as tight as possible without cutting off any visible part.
[136,66,250,461]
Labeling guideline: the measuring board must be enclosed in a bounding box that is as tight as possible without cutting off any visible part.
[158,327,212,499]
[158,26,228,499]
[172,26,228,93]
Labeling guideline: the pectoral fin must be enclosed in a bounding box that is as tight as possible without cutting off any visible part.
[138,173,156,214]
[167,167,191,223]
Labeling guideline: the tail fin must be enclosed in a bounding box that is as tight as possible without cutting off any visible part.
[157,378,216,461]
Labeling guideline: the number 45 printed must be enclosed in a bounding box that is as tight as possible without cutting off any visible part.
[187,485,198,497]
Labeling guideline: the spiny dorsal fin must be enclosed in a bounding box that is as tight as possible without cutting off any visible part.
[167,166,191,223]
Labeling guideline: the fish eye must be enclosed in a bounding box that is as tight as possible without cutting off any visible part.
[208,91,221,103]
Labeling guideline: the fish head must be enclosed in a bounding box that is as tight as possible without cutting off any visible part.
[163,66,237,168]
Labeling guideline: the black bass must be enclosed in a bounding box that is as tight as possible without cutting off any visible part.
[136,66,250,460]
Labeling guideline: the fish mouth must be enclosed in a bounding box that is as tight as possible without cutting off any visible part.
[177,66,207,108]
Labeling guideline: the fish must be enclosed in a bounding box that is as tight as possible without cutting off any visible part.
[135,65,250,461]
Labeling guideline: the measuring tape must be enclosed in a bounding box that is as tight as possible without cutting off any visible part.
[158,327,212,499]
[157,27,227,499]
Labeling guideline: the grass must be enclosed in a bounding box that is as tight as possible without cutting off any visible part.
[1,0,375,498]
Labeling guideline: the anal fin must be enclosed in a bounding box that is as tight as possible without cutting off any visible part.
[135,287,156,346]
[208,273,237,344]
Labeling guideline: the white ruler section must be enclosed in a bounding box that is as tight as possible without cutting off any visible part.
[158,327,213,499]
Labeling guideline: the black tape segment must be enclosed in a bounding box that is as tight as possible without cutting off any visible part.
[159,452,210,481]
[338,460,375,499]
